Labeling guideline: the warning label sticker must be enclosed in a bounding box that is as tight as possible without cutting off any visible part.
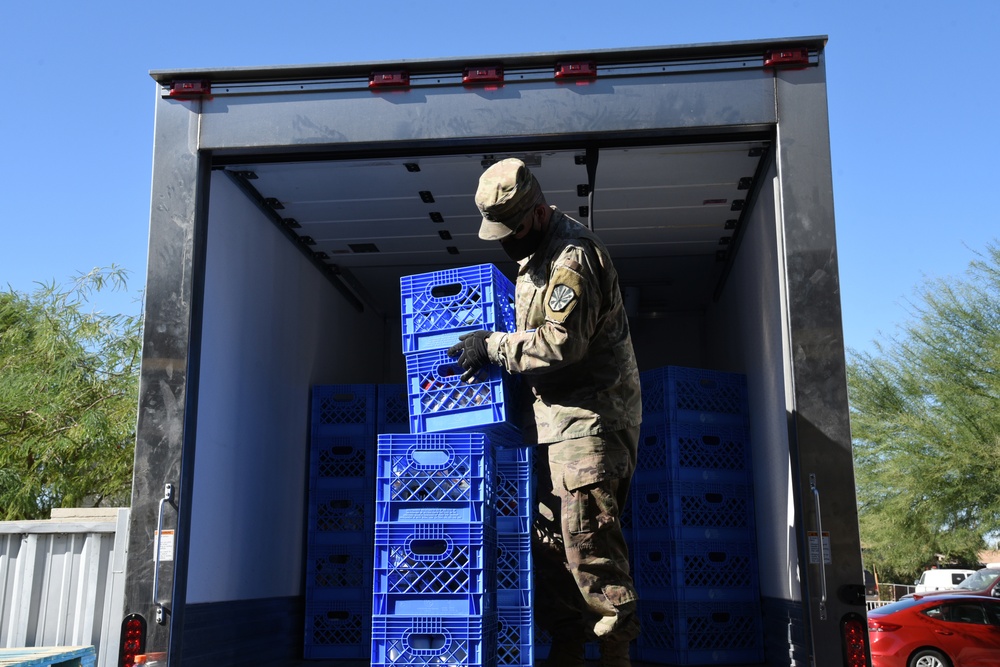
[154,529,175,562]
[808,531,831,565]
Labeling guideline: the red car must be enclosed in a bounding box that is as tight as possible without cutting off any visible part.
[868,594,1000,666]
[902,567,1000,601]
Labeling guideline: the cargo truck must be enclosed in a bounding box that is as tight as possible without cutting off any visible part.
[120,36,869,666]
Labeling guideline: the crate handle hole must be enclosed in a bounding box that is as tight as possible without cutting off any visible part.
[701,435,721,447]
[331,393,356,402]
[437,362,463,378]
[645,492,660,503]
[326,610,349,620]
[704,492,723,504]
[327,499,352,509]
[431,283,463,298]
[410,538,448,556]
[711,612,731,623]
[648,551,663,562]
[408,633,447,650]
[708,552,727,563]
[650,612,665,622]
[329,445,355,456]
[411,448,451,466]
[698,379,718,389]
[327,554,351,565]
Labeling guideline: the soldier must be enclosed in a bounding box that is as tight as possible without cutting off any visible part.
[448,157,642,667]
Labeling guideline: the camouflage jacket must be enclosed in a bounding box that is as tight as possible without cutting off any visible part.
[487,209,642,444]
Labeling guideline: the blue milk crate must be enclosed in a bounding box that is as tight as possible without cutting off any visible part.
[376,433,495,524]
[308,487,374,545]
[498,607,533,667]
[401,264,516,354]
[305,542,374,601]
[311,384,377,437]
[310,435,374,490]
[373,522,497,615]
[304,600,371,660]
[496,446,532,533]
[497,532,532,608]
[640,366,749,427]
[406,349,520,441]
[635,599,763,665]
[634,421,753,485]
[633,540,759,602]
[371,614,498,667]
[632,481,755,542]
[378,383,411,434]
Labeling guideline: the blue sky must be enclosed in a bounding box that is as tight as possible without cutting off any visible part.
[2,0,997,355]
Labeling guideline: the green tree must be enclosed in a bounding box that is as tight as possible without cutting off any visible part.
[849,242,1000,583]
[0,267,142,520]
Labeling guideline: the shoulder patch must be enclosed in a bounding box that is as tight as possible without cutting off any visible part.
[545,264,586,323]
[548,284,576,311]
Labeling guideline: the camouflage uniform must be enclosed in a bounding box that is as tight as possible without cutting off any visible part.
[485,209,643,643]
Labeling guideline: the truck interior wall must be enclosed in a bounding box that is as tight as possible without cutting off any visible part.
[706,163,807,659]
[185,172,385,606]
[709,163,801,600]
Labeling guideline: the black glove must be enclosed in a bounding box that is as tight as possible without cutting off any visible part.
[447,330,492,383]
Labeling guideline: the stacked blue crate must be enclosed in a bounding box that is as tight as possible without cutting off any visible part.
[401,264,521,445]
[372,432,498,667]
[391,264,529,667]
[304,385,377,660]
[632,366,763,665]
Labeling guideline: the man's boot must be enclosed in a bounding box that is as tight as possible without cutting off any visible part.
[546,636,585,667]
[598,639,632,667]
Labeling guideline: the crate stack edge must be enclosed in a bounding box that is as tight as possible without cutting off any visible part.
[632,366,763,666]
[397,264,531,667]
[495,445,534,667]
[304,384,378,660]
[372,432,499,667]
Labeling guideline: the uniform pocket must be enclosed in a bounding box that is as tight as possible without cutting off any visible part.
[561,451,629,535]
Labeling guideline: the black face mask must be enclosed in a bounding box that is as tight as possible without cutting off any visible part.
[500,221,545,261]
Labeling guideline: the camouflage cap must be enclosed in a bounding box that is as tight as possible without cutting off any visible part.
[475,158,542,241]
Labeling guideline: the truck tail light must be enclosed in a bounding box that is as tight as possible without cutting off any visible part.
[369,70,410,89]
[555,61,597,80]
[463,65,504,86]
[168,80,211,99]
[842,614,870,667]
[119,614,147,667]
[764,48,810,68]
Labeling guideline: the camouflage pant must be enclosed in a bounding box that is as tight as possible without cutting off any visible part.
[533,426,640,642]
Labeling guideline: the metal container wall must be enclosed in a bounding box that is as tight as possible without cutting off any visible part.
[0,509,129,667]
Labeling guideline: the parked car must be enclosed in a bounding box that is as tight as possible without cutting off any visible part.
[903,567,1000,601]
[868,595,1000,667]
[913,568,976,593]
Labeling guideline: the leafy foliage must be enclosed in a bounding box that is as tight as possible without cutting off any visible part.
[0,267,142,520]
[849,242,1000,582]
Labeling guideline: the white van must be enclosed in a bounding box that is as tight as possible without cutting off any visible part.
[914,568,976,593]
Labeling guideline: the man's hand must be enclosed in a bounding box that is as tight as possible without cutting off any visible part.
[447,330,492,383]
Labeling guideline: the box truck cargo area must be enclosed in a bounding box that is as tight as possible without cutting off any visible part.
[124,37,868,667]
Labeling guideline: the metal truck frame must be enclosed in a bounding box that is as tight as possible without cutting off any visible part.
[124,36,868,666]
